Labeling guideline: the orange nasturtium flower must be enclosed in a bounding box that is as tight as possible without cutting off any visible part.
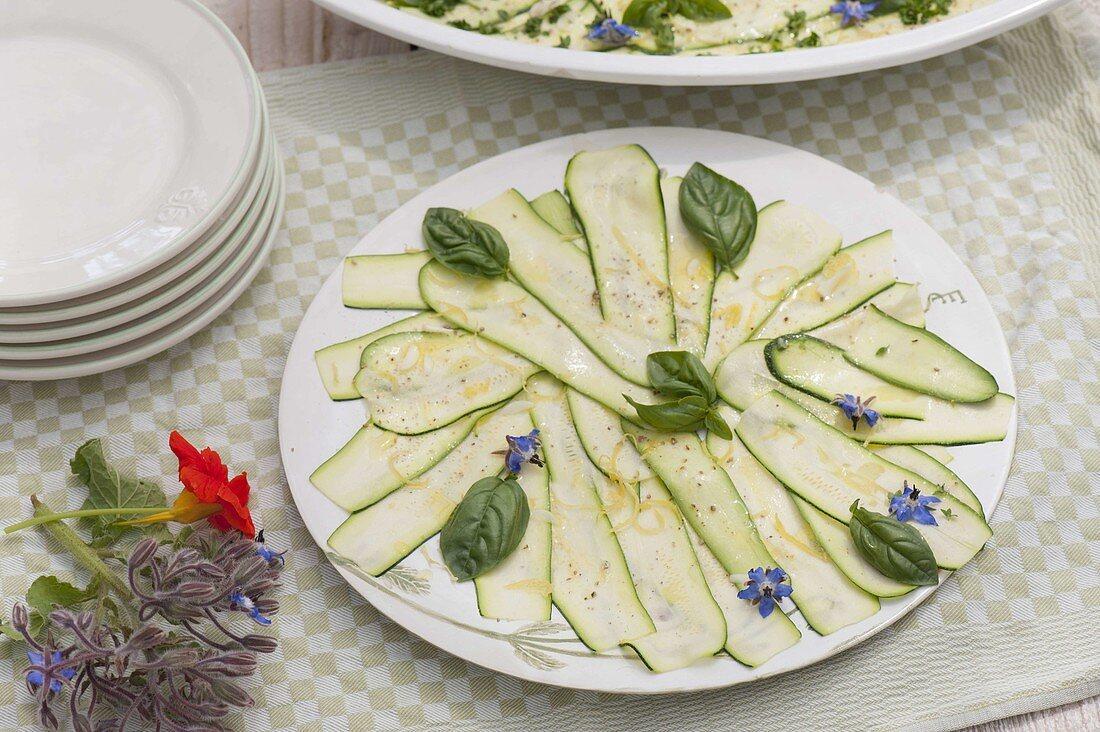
[122,431,255,538]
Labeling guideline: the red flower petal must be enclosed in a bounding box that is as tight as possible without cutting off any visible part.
[207,472,255,538]
[169,431,229,496]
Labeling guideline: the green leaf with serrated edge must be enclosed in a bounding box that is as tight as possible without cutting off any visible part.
[647,350,716,402]
[624,394,709,432]
[422,207,509,278]
[71,439,167,543]
[26,576,99,619]
[848,501,939,585]
[679,163,757,272]
[440,477,530,581]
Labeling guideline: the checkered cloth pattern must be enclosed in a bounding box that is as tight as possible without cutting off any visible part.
[0,4,1097,730]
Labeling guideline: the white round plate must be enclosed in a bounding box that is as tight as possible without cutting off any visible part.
[278,127,1017,693]
[0,138,276,346]
[0,149,284,382]
[0,0,260,306]
[315,0,1066,86]
[0,100,271,327]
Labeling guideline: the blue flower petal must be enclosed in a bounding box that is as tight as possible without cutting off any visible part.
[764,567,786,585]
[775,582,794,599]
[863,408,880,427]
[912,505,939,526]
[747,566,766,584]
[757,595,776,618]
[737,585,762,601]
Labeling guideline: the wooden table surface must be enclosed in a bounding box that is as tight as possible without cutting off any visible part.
[198,2,1100,730]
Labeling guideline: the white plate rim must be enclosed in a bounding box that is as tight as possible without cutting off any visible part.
[0,140,276,346]
[0,96,273,327]
[277,126,1018,694]
[0,0,263,307]
[0,147,285,382]
[314,0,1068,86]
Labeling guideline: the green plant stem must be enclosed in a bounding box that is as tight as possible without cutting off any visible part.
[5,505,167,534]
[28,497,133,599]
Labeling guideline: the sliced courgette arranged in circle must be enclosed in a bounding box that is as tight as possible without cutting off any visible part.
[843,305,999,403]
[354,331,537,434]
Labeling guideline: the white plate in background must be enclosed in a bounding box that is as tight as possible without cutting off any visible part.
[0,0,260,306]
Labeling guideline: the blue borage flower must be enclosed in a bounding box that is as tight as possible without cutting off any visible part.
[736,566,793,618]
[26,650,75,694]
[830,0,879,26]
[255,529,286,566]
[832,393,880,430]
[494,429,544,474]
[586,18,638,46]
[229,591,272,626]
[890,480,942,526]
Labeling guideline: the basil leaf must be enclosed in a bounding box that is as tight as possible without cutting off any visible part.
[623,0,730,27]
[622,0,670,27]
[422,207,510,279]
[675,0,732,21]
[703,409,732,440]
[848,501,939,585]
[647,350,716,402]
[71,439,168,544]
[678,162,757,272]
[623,394,709,432]
[440,477,530,581]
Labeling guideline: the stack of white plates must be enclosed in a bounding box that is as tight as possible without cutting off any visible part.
[0,0,283,381]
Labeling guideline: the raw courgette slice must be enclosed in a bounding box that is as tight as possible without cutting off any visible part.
[530,189,585,248]
[793,496,916,598]
[470,189,671,384]
[872,444,982,514]
[754,231,896,339]
[622,423,803,659]
[326,407,532,576]
[735,391,993,570]
[566,388,654,483]
[564,389,726,671]
[686,524,802,666]
[474,412,552,622]
[661,176,715,357]
[565,144,675,340]
[310,405,498,512]
[342,252,431,309]
[765,334,933,420]
[354,331,537,434]
[314,312,457,401]
[843,305,999,403]
[704,201,841,369]
[809,281,925,349]
[418,261,658,417]
[707,421,881,634]
[528,374,656,652]
[622,478,728,672]
[716,340,1016,445]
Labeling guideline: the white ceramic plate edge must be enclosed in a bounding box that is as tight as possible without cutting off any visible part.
[277,127,1018,693]
[314,0,1067,85]
[0,144,285,382]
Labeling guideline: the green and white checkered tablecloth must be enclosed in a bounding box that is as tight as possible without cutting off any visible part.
[1,4,1098,730]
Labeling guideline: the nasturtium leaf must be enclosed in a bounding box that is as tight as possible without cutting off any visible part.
[71,439,167,543]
